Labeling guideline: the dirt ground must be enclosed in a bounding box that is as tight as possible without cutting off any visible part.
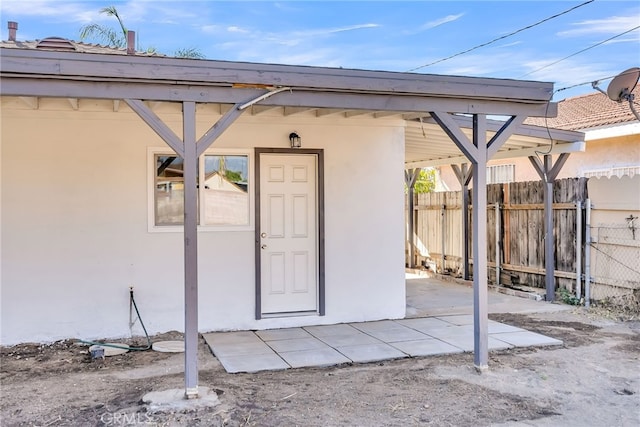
[1,308,639,427]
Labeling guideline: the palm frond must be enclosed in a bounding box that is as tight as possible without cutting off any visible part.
[174,47,205,59]
[100,6,127,37]
[79,23,126,48]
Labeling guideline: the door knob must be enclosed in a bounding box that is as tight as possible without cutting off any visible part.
[261,232,267,238]
[261,244,267,249]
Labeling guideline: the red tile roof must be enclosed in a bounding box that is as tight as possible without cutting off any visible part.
[525,86,639,131]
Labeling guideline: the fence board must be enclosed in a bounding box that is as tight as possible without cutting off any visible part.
[408,178,588,292]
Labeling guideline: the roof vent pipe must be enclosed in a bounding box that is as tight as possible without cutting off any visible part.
[126,30,135,55]
[8,21,18,42]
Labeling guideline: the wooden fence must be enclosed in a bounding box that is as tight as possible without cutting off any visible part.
[407,178,588,292]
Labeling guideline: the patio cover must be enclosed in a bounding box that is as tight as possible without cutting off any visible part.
[0,45,584,398]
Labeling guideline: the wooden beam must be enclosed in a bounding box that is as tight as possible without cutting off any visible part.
[124,99,184,157]
[196,102,245,157]
[0,47,555,103]
[182,101,199,399]
[0,77,557,117]
[431,111,479,161]
[486,115,526,158]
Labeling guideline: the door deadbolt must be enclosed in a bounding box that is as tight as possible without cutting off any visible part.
[261,232,267,238]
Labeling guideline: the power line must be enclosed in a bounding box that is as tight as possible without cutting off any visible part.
[554,69,638,95]
[406,0,595,72]
[520,25,640,78]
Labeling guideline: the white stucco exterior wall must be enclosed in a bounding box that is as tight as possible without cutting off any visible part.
[0,98,406,345]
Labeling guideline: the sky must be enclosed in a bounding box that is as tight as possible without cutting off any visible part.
[1,0,638,100]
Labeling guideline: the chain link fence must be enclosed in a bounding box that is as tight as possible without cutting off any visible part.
[589,225,640,314]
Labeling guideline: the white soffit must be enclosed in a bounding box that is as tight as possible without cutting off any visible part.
[404,116,585,168]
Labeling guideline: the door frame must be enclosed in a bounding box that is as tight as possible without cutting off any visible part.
[254,148,325,319]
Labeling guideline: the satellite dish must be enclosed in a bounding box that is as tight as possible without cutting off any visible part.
[607,67,640,102]
[605,67,640,121]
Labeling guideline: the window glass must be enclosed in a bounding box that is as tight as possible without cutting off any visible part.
[155,155,184,225]
[203,155,249,225]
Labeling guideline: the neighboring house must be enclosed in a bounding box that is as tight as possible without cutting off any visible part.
[0,28,578,356]
[437,86,640,190]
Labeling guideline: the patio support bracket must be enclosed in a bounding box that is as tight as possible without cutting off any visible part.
[528,152,570,302]
[124,89,286,399]
[432,111,525,370]
[405,168,420,268]
[451,163,473,280]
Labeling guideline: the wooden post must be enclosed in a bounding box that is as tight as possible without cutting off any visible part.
[432,112,524,370]
[451,164,473,280]
[529,153,570,302]
[405,169,420,268]
[182,101,199,398]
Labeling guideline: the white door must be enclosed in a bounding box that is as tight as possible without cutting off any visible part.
[259,153,318,315]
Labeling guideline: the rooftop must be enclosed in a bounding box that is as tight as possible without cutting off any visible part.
[0,37,160,56]
[525,86,639,131]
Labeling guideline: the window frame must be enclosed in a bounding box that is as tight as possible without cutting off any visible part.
[486,164,515,184]
[147,147,254,233]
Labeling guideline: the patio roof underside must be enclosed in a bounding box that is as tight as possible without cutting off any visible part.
[0,47,584,167]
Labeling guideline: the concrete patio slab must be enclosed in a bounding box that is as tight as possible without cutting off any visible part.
[315,331,381,347]
[358,326,431,343]
[335,343,408,363]
[492,331,563,347]
[279,347,351,368]
[350,320,408,333]
[488,321,525,334]
[203,275,566,373]
[389,338,464,357]
[266,337,331,353]
[396,317,454,332]
[202,331,262,345]
[304,324,361,337]
[216,353,290,373]
[255,328,311,341]
[207,340,274,357]
[437,314,475,326]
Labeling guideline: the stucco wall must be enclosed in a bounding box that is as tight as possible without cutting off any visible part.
[438,131,639,191]
[0,98,406,345]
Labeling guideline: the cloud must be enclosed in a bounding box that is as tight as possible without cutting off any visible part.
[227,26,250,34]
[557,14,640,37]
[419,14,464,31]
[0,0,99,23]
[325,23,380,34]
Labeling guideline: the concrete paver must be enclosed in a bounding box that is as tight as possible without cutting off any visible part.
[203,275,568,373]
[492,331,563,347]
[255,328,311,341]
[217,353,290,373]
[266,337,331,353]
[389,338,464,357]
[279,347,350,368]
[335,343,407,363]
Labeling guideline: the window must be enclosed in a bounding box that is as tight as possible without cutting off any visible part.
[487,164,515,184]
[150,149,251,231]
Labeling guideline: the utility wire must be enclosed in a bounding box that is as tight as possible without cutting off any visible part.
[407,0,595,72]
[553,68,639,95]
[520,25,640,78]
